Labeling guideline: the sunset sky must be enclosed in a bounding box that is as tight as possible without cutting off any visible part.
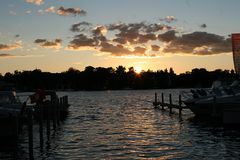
[0,0,240,74]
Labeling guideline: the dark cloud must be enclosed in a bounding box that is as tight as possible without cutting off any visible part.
[67,20,230,57]
[158,30,177,42]
[200,24,207,28]
[92,26,107,36]
[0,54,14,57]
[151,45,160,51]
[0,41,22,51]
[138,33,157,43]
[132,46,147,55]
[100,42,132,56]
[34,39,47,43]
[162,32,231,55]
[67,34,97,50]
[100,42,147,56]
[57,6,86,16]
[107,22,169,45]
[34,39,62,49]
[70,22,91,32]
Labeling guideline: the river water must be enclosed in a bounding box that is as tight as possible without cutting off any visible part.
[1,89,240,159]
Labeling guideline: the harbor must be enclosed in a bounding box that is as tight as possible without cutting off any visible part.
[1,0,240,159]
[2,90,240,160]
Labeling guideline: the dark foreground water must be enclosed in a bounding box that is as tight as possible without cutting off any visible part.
[1,89,240,159]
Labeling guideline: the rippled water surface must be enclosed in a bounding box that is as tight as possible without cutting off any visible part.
[1,89,240,159]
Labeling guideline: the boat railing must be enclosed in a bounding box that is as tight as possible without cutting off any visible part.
[180,88,212,100]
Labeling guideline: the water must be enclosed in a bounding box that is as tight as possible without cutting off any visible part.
[1,89,240,159]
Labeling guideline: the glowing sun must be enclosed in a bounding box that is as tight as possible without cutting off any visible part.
[135,66,142,74]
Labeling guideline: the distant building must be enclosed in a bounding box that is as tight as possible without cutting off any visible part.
[232,33,240,76]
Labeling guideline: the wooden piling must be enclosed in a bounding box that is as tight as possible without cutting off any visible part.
[46,104,50,139]
[39,105,44,149]
[161,93,164,110]
[52,101,57,130]
[27,107,34,160]
[66,96,68,107]
[169,94,173,114]
[179,95,182,117]
[56,98,60,125]
[153,92,158,108]
[60,97,63,118]
[212,96,217,117]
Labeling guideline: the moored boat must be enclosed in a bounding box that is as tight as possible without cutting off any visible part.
[0,91,23,142]
[182,80,240,123]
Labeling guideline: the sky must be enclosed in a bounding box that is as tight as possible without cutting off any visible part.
[0,0,240,74]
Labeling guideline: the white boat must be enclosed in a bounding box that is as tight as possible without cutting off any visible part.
[0,91,23,139]
[182,80,240,123]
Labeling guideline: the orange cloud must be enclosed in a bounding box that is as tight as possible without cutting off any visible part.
[0,41,22,51]
[25,0,44,5]
[57,7,86,16]
[34,39,62,49]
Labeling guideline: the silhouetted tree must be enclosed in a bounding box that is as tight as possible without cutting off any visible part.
[0,66,238,91]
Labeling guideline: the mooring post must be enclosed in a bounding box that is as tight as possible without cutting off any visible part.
[66,96,68,107]
[179,95,182,117]
[212,96,217,117]
[39,104,44,149]
[46,104,50,139]
[161,93,164,110]
[56,98,60,125]
[27,107,34,160]
[60,97,63,119]
[153,92,158,108]
[52,101,57,130]
[169,94,173,114]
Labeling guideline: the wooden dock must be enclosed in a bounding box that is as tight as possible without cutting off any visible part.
[25,95,70,159]
[153,92,188,117]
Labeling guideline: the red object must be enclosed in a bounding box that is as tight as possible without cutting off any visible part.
[30,89,46,104]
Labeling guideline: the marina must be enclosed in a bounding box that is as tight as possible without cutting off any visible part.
[1,90,240,159]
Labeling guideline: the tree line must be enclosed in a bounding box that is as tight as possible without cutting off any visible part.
[0,66,238,91]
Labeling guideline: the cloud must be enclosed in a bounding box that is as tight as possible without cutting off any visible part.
[107,22,170,45]
[9,11,17,16]
[151,45,160,51]
[25,0,44,5]
[0,41,22,51]
[67,22,173,56]
[200,24,207,28]
[57,6,86,16]
[70,21,91,32]
[0,54,44,59]
[34,39,62,49]
[100,42,132,56]
[160,16,177,23]
[0,54,14,58]
[67,34,97,50]
[67,20,230,57]
[45,6,55,13]
[162,31,231,55]
[132,46,147,55]
[25,10,32,14]
[158,30,177,42]
[92,25,107,36]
